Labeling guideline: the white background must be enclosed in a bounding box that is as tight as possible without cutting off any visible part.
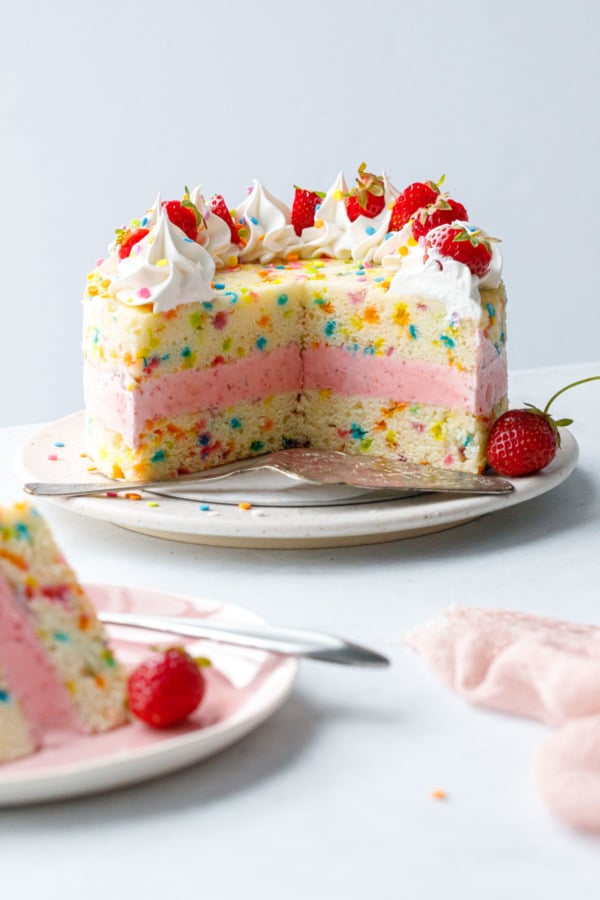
[1,0,599,426]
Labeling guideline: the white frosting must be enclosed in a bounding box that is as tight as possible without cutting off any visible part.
[96,180,503,319]
[236,181,302,264]
[100,211,215,313]
[387,222,503,320]
[299,172,353,259]
[189,186,239,268]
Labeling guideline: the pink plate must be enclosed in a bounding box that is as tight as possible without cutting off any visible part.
[0,584,298,805]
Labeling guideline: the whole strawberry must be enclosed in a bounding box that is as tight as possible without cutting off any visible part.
[128,647,208,728]
[388,178,442,232]
[487,376,600,476]
[411,196,468,240]
[425,223,494,277]
[345,163,386,221]
[209,194,241,244]
[291,186,325,235]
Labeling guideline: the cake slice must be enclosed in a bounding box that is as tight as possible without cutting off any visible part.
[0,503,127,763]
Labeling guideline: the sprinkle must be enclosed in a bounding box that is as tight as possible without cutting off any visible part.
[47,454,58,461]
[155,258,168,267]
[0,690,9,702]
[398,245,409,256]
[105,491,118,498]
[146,501,159,508]
[137,287,151,299]
[87,285,99,296]
[150,449,165,462]
[255,336,268,350]
[199,504,211,511]
[225,255,239,267]
[365,226,376,236]
[374,277,384,283]
[238,502,252,510]
[87,466,97,472]
[313,219,324,229]
[333,190,344,201]
[249,216,259,225]
[124,492,142,501]
[277,293,288,305]
[53,441,64,448]
[214,282,225,290]
[431,790,447,801]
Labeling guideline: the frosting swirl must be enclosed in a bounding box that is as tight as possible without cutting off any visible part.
[235,181,302,264]
[100,211,215,313]
[189,186,239,268]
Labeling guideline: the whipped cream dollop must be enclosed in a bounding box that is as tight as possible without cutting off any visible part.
[387,222,503,319]
[298,172,400,262]
[235,181,302,264]
[189,186,240,268]
[100,211,215,313]
[95,177,503,316]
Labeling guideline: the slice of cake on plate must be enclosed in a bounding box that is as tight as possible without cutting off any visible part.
[0,503,127,763]
[83,167,507,481]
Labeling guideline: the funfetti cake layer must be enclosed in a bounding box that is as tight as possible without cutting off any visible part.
[0,503,127,763]
[83,169,507,480]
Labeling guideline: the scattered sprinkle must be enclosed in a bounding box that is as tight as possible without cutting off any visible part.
[431,789,447,801]
[238,502,252,510]
[146,501,159,508]
[124,492,142,501]
[54,441,65,448]
[199,504,211,511]
[47,454,58,461]
[105,491,118,498]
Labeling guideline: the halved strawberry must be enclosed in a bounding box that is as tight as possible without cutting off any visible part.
[291,186,324,235]
[411,197,468,240]
[424,223,494,277]
[117,227,149,259]
[209,194,241,244]
[162,199,199,240]
[345,163,386,221]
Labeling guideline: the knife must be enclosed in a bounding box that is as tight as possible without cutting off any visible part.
[98,611,390,667]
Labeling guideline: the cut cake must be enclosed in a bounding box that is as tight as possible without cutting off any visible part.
[83,168,507,481]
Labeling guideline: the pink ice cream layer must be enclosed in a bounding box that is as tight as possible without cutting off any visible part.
[0,572,81,746]
[84,342,508,448]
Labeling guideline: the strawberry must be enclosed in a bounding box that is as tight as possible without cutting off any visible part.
[162,200,199,240]
[345,162,386,221]
[209,194,241,244]
[424,223,494,277]
[127,647,209,728]
[487,376,600,476]
[117,227,149,259]
[388,179,442,232]
[291,186,325,235]
[411,197,468,240]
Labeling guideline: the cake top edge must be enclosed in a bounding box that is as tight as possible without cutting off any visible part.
[88,166,503,316]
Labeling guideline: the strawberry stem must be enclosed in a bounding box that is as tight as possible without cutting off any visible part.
[543,375,600,415]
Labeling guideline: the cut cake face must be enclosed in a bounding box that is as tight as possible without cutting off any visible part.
[83,171,507,481]
[0,503,127,764]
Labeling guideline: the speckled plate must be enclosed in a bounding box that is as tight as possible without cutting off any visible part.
[16,411,579,548]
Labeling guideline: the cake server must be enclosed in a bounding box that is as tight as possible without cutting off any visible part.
[24,448,514,497]
[98,611,390,667]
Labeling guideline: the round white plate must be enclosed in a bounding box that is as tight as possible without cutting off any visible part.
[0,584,298,806]
[17,412,579,549]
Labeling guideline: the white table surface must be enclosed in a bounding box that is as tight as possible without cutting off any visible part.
[1,361,599,898]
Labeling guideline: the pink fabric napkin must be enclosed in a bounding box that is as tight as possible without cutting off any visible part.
[406,606,600,833]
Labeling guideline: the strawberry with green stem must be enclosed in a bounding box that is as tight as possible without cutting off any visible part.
[162,186,204,241]
[388,176,445,233]
[345,163,386,221]
[487,376,600,476]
